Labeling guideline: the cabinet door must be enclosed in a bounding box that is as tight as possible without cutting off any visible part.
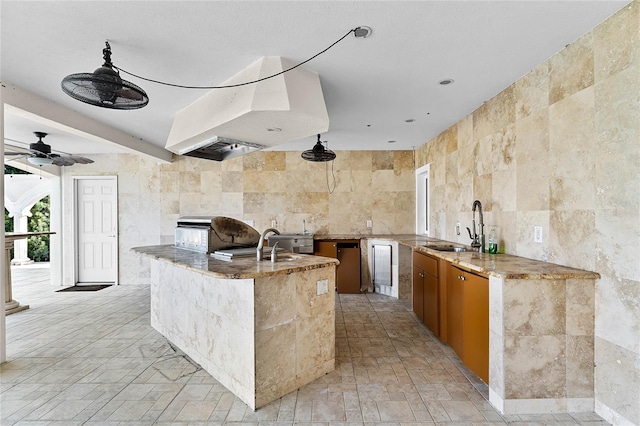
[446,264,464,358]
[438,258,449,342]
[314,240,337,258]
[463,271,489,384]
[412,265,424,322]
[337,247,361,294]
[423,273,439,336]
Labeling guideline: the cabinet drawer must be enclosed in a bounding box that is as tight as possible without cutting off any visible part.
[413,251,438,277]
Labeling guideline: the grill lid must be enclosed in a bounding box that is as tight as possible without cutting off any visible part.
[176,216,261,249]
[176,216,217,227]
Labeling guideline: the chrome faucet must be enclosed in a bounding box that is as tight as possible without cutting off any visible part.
[257,228,280,261]
[270,242,279,263]
[466,200,485,253]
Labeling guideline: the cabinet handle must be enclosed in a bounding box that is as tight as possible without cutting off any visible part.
[458,275,466,281]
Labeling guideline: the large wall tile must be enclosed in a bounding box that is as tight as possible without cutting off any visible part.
[549,210,596,272]
[549,33,594,105]
[504,335,565,399]
[595,337,640,424]
[502,279,566,336]
[593,2,639,81]
[516,62,549,120]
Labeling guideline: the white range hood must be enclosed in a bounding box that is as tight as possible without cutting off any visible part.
[165,56,330,160]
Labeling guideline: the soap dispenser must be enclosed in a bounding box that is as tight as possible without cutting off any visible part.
[488,227,498,254]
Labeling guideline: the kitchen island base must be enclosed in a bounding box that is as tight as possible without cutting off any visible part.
[147,255,336,410]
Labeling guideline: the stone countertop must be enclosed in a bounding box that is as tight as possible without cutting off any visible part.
[311,234,599,280]
[313,233,424,241]
[402,238,599,280]
[132,245,339,280]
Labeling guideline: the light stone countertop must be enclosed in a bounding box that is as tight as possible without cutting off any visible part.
[132,244,339,279]
[313,234,600,280]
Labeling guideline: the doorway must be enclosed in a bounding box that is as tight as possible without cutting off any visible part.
[74,176,118,284]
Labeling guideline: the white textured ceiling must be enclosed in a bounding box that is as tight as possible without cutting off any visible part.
[1,1,628,155]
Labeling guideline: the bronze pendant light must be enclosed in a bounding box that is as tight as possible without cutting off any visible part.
[61,41,148,110]
[301,134,336,162]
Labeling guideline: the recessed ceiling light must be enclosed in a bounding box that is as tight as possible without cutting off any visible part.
[267,127,282,132]
[388,140,397,144]
[405,119,415,123]
[439,79,454,85]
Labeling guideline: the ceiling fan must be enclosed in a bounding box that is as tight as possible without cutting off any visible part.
[4,132,94,167]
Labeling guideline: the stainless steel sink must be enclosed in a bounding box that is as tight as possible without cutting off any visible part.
[427,245,469,252]
[265,253,304,262]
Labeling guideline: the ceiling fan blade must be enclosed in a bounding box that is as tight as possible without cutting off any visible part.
[67,156,94,164]
[4,151,29,156]
[52,156,75,166]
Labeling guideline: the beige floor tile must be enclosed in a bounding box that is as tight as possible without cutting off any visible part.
[0,265,610,426]
[377,399,416,421]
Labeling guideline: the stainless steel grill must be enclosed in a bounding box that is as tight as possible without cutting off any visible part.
[175,216,260,253]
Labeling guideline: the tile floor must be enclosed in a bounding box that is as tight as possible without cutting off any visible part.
[1,263,609,425]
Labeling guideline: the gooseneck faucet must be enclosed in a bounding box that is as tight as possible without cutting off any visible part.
[257,228,280,261]
[466,200,485,253]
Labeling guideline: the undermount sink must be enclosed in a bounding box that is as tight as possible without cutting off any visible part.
[428,245,469,252]
[265,253,304,262]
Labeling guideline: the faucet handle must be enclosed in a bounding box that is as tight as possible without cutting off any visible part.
[466,226,474,240]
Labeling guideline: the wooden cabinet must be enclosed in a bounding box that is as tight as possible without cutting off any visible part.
[314,240,361,294]
[446,263,489,383]
[412,264,424,322]
[413,251,439,335]
[314,240,337,258]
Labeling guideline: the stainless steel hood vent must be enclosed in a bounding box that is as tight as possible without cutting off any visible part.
[178,136,265,162]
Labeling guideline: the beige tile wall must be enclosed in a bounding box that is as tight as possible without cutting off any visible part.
[63,150,415,285]
[415,2,639,423]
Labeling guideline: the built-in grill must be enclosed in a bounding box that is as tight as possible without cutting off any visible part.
[175,216,260,253]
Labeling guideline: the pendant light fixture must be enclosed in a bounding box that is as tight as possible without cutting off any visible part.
[61,41,149,110]
[301,134,336,162]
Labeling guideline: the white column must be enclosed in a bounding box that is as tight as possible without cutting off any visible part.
[49,176,62,286]
[10,215,33,265]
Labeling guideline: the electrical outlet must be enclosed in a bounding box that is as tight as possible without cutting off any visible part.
[534,226,543,243]
[366,220,373,228]
[271,220,277,228]
[316,279,329,295]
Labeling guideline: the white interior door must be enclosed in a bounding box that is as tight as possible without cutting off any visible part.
[76,177,117,284]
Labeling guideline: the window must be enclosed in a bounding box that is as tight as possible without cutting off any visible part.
[415,163,430,235]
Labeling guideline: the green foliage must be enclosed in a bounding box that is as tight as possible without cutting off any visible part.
[5,165,26,232]
[27,196,50,262]
[4,167,50,262]
[4,164,29,175]
[5,208,14,232]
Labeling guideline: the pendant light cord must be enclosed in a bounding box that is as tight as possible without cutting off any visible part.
[326,159,336,194]
[113,28,359,90]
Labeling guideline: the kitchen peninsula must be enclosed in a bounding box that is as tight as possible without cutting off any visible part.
[133,245,339,410]
[360,235,600,415]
